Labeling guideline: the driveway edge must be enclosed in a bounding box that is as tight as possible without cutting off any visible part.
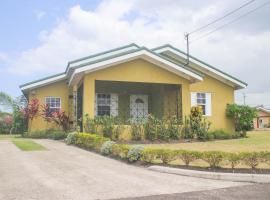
[148,165,270,183]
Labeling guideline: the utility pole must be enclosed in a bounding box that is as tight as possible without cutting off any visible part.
[184,33,190,65]
[243,93,246,105]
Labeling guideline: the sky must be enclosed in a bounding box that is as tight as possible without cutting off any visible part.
[0,0,270,107]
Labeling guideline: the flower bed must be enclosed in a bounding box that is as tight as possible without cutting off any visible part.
[66,132,270,173]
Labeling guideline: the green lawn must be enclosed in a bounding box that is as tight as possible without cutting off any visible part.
[0,134,20,140]
[143,131,270,152]
[12,139,46,151]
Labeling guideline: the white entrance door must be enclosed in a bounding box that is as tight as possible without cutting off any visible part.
[130,94,148,123]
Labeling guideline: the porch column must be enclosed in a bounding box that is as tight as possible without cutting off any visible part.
[83,75,95,118]
[181,83,191,117]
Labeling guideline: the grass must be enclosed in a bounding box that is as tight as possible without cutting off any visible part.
[0,134,20,140]
[12,139,46,151]
[143,131,270,152]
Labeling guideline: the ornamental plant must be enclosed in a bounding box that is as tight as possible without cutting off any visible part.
[23,98,40,133]
[51,110,70,132]
[226,104,257,137]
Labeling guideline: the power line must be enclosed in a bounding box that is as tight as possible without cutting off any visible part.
[188,0,255,35]
[190,0,270,43]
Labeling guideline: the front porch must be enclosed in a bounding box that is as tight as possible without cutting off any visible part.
[78,80,183,125]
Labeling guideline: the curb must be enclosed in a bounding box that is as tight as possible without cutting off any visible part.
[148,165,270,183]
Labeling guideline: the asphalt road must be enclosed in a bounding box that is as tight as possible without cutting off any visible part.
[112,183,270,200]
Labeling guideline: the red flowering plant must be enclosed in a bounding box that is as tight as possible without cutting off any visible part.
[51,110,70,132]
[23,98,40,132]
[41,104,53,123]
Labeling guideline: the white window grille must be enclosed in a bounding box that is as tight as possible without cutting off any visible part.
[45,97,61,113]
[95,93,118,116]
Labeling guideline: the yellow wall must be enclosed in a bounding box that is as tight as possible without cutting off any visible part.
[26,58,236,133]
[190,75,235,132]
[83,58,191,119]
[28,80,69,132]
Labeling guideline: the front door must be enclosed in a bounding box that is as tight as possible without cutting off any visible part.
[130,94,148,123]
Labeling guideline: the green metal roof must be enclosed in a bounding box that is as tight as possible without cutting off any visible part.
[152,44,247,86]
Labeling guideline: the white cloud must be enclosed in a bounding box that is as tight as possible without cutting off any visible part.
[5,0,270,104]
[35,10,46,20]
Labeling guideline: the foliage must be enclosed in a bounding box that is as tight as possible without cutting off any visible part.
[226,104,257,137]
[130,123,143,141]
[239,152,261,170]
[111,125,123,141]
[155,149,177,164]
[181,117,192,139]
[100,141,116,155]
[0,114,13,134]
[202,151,224,168]
[23,98,40,132]
[12,107,27,134]
[141,148,158,163]
[189,106,211,140]
[127,145,144,162]
[226,153,241,170]
[143,115,157,141]
[206,130,240,140]
[177,150,201,166]
[40,104,52,123]
[25,130,67,140]
[156,119,171,141]
[84,114,99,134]
[51,110,70,132]
[65,132,77,145]
[167,115,181,140]
[111,144,131,159]
[74,133,109,151]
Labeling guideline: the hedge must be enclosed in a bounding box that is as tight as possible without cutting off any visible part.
[66,132,270,170]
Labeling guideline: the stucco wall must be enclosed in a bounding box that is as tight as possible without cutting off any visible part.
[253,110,270,129]
[190,75,235,132]
[28,80,69,132]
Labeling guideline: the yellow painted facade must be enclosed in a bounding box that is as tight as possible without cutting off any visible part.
[27,58,236,133]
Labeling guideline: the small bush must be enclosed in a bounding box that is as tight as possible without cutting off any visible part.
[74,133,109,151]
[100,141,116,155]
[156,121,170,141]
[127,145,144,162]
[177,150,201,166]
[130,124,143,141]
[141,148,158,163]
[111,144,131,159]
[143,115,157,141]
[240,152,262,170]
[226,153,241,170]
[65,132,77,145]
[156,149,177,164]
[202,151,224,168]
[207,130,234,140]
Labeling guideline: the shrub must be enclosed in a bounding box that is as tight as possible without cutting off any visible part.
[226,104,257,137]
[127,145,144,162]
[144,115,157,141]
[65,132,77,145]
[202,151,224,168]
[167,116,181,140]
[84,114,99,134]
[112,125,123,141]
[111,144,131,159]
[141,148,158,163]
[22,98,40,133]
[181,117,192,139]
[100,141,116,155]
[177,150,201,166]
[25,130,67,140]
[74,133,109,151]
[240,152,262,170]
[51,110,70,132]
[226,153,241,170]
[100,116,114,138]
[130,123,143,141]
[208,130,233,140]
[156,149,177,164]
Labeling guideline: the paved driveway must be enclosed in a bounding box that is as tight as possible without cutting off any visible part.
[0,139,248,200]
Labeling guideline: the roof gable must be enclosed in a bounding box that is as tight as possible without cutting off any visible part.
[152,44,247,89]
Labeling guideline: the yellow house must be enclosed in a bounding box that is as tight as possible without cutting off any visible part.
[20,43,247,133]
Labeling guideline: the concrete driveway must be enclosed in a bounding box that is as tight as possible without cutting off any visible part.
[0,139,248,200]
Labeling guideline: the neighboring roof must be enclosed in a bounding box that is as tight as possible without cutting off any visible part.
[20,43,247,92]
[152,44,247,89]
[256,106,270,115]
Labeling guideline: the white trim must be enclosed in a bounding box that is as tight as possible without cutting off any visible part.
[21,74,66,91]
[69,46,139,69]
[154,47,246,89]
[257,107,270,115]
[44,96,62,111]
[70,49,203,85]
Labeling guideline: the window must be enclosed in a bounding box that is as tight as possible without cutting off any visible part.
[95,93,118,116]
[196,93,206,115]
[191,92,211,116]
[45,97,61,113]
[96,94,111,116]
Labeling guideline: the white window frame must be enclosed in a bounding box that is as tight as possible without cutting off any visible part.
[45,96,61,113]
[191,92,212,116]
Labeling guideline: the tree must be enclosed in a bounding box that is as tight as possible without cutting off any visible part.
[226,104,257,137]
